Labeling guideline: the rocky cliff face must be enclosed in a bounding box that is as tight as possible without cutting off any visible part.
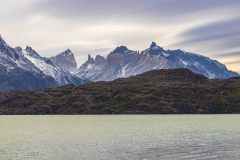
[75,42,239,81]
[51,49,77,72]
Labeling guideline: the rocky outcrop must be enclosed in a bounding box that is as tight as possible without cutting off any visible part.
[51,49,78,72]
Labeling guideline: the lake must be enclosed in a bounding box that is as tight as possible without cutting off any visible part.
[0,115,240,160]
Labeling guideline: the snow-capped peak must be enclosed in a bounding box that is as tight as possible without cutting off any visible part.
[112,46,129,54]
[0,35,12,52]
[15,46,23,52]
[25,46,41,58]
[144,42,164,56]
[23,47,83,85]
[149,42,163,51]
[0,36,21,60]
[0,36,87,91]
[150,42,157,48]
[60,49,73,56]
[0,35,7,45]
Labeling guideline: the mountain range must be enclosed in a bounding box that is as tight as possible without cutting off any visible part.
[75,42,239,81]
[0,36,86,91]
[0,36,239,91]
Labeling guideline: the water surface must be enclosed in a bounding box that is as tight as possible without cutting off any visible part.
[0,115,240,160]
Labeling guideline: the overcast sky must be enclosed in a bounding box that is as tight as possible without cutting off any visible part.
[1,0,240,72]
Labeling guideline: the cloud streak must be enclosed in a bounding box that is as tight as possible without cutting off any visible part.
[173,18,240,46]
[32,0,238,18]
[215,51,240,58]
[224,60,240,65]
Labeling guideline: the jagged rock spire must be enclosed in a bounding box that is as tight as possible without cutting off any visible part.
[87,54,94,63]
[149,41,163,52]
[150,42,157,49]
[26,46,33,51]
[25,46,41,57]
[88,54,92,60]
[64,49,72,54]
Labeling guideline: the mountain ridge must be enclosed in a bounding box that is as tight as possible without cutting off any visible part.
[75,42,239,81]
[0,36,86,91]
[0,35,239,91]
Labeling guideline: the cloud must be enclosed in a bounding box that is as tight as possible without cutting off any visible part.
[1,0,240,72]
[224,60,240,65]
[215,51,240,58]
[30,0,240,24]
[173,18,240,46]
[224,61,240,73]
[167,17,240,64]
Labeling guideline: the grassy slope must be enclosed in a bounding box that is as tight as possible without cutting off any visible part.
[0,68,240,114]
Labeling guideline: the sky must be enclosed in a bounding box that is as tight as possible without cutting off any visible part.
[0,0,240,72]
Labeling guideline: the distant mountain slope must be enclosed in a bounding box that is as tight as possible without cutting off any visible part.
[22,46,82,86]
[75,42,239,81]
[51,49,77,72]
[0,36,86,91]
[0,68,240,114]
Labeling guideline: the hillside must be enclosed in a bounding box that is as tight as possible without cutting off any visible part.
[0,68,240,114]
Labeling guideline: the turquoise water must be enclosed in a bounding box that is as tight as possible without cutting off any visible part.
[0,115,240,160]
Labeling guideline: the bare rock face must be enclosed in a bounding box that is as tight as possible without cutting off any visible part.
[51,49,78,72]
